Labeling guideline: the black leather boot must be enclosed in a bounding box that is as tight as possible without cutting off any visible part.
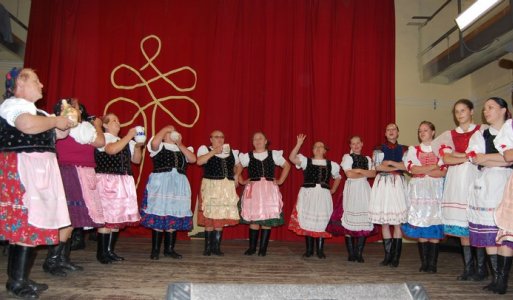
[345,237,355,262]
[6,245,39,299]
[380,239,392,266]
[457,245,475,280]
[418,242,429,272]
[58,239,84,272]
[483,254,498,291]
[70,228,86,250]
[426,242,439,273]
[96,233,112,264]
[42,243,67,277]
[303,236,314,258]
[355,237,366,263]
[163,231,182,259]
[150,230,163,260]
[7,244,48,294]
[203,231,212,256]
[473,247,489,281]
[244,229,259,255]
[389,238,402,268]
[258,229,271,256]
[212,230,224,256]
[494,255,512,295]
[107,231,124,261]
[316,237,326,259]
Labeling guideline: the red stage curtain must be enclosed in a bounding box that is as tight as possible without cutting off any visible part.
[24,0,395,241]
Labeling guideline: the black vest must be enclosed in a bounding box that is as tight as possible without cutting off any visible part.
[0,111,56,153]
[203,150,235,180]
[248,151,275,181]
[482,129,512,170]
[483,129,498,155]
[94,144,133,175]
[152,147,186,174]
[350,153,369,170]
[302,158,332,189]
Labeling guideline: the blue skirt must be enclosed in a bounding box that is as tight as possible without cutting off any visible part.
[402,223,444,239]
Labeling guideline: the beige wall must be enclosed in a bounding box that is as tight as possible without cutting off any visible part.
[395,0,513,146]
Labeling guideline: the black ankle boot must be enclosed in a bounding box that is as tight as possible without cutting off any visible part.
[316,237,326,259]
[355,237,366,263]
[203,231,212,256]
[42,243,67,277]
[303,236,314,258]
[58,239,84,272]
[150,230,163,260]
[70,228,86,250]
[244,229,259,256]
[473,247,488,281]
[426,242,439,273]
[258,229,271,256]
[484,254,498,291]
[345,237,355,262]
[389,238,402,268]
[380,239,392,266]
[107,231,124,261]
[96,233,112,264]
[6,245,39,299]
[163,231,182,259]
[212,230,224,256]
[418,242,429,272]
[494,255,512,295]
[457,245,475,281]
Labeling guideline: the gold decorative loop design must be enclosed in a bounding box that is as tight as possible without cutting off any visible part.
[104,35,200,187]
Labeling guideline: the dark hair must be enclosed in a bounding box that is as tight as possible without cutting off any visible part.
[452,99,474,114]
[313,141,329,151]
[252,131,270,149]
[486,97,511,120]
[386,123,399,131]
[419,120,435,132]
[349,135,362,143]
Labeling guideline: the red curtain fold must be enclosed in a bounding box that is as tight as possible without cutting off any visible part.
[24,0,395,241]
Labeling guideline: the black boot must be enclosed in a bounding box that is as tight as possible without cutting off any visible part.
[418,242,429,272]
[303,236,314,258]
[163,231,182,259]
[258,229,271,256]
[96,233,112,264]
[58,239,84,272]
[316,237,326,259]
[7,245,48,293]
[42,243,67,277]
[473,247,488,281]
[244,229,259,255]
[494,255,512,295]
[483,254,498,291]
[106,231,124,261]
[203,231,212,256]
[426,242,439,273]
[380,239,392,266]
[457,245,475,280]
[389,238,402,268]
[212,230,224,256]
[70,228,86,250]
[345,237,355,262]
[355,237,366,263]
[6,245,39,299]
[150,230,163,260]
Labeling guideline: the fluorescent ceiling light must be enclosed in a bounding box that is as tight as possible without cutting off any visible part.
[455,0,501,31]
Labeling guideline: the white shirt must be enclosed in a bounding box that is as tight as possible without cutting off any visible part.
[239,150,286,167]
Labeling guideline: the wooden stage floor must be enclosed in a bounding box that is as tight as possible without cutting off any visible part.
[0,238,510,299]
